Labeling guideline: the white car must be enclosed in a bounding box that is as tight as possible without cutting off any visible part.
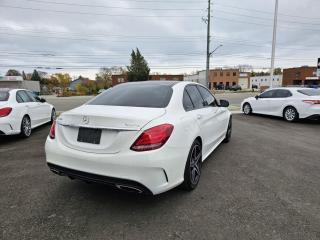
[0,88,56,137]
[45,81,232,195]
[241,87,320,122]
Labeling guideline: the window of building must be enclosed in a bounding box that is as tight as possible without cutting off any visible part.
[226,72,230,76]
[118,78,125,83]
[233,72,237,76]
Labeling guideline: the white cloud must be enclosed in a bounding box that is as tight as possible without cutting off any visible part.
[0,0,319,78]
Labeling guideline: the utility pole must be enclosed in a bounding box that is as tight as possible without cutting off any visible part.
[270,0,279,88]
[205,0,211,88]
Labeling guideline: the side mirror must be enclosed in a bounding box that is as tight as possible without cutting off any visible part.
[39,97,46,103]
[219,99,229,108]
[255,95,259,100]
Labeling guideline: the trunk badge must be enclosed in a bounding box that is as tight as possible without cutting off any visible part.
[82,116,89,124]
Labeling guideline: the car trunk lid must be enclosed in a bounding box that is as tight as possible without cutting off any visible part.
[56,105,166,154]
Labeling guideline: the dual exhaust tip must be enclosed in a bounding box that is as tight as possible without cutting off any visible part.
[50,168,144,194]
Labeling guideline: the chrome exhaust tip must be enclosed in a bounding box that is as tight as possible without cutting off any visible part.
[116,184,143,194]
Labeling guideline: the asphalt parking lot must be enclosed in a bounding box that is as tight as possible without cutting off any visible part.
[1,114,319,240]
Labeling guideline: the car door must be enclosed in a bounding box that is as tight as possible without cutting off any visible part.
[185,85,221,157]
[197,85,228,150]
[18,90,42,127]
[251,90,276,114]
[27,91,51,123]
[267,89,293,116]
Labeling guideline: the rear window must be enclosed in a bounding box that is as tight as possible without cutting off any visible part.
[298,89,320,96]
[88,83,173,108]
[0,91,9,101]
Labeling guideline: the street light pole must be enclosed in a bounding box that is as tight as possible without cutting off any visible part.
[270,0,279,88]
[205,0,211,88]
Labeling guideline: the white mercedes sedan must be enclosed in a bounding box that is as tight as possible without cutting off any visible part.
[241,87,320,122]
[0,88,56,137]
[45,81,232,195]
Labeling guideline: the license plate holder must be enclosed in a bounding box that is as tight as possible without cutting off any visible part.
[77,127,102,144]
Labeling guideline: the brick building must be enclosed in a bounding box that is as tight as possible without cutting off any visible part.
[111,74,183,87]
[208,69,250,89]
[282,66,319,86]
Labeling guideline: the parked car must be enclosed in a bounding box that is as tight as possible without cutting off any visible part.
[251,84,258,89]
[230,85,242,91]
[45,81,232,195]
[241,87,320,122]
[0,88,56,137]
[216,83,225,90]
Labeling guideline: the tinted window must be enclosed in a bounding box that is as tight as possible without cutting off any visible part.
[17,91,31,103]
[185,85,204,109]
[26,91,38,102]
[259,90,275,98]
[88,83,173,108]
[197,86,216,106]
[298,89,320,96]
[0,91,9,101]
[183,90,194,111]
[274,90,292,98]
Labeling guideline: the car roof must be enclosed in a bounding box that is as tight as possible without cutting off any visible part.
[119,81,180,87]
[265,87,312,91]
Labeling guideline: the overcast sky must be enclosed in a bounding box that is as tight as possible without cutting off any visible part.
[0,0,319,79]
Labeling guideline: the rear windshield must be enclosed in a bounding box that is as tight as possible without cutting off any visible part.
[297,89,320,96]
[0,91,9,101]
[88,83,173,108]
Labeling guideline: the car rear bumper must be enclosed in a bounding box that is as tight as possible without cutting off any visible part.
[0,118,20,135]
[47,163,153,194]
[45,137,188,195]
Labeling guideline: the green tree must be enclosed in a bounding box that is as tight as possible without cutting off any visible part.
[95,68,113,89]
[5,69,21,76]
[274,68,282,75]
[52,73,71,95]
[31,70,41,82]
[127,48,150,81]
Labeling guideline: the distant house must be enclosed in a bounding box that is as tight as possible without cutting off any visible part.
[69,76,95,91]
[0,76,40,93]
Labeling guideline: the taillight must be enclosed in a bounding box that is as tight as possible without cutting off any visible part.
[49,121,56,139]
[0,107,12,117]
[303,100,320,104]
[130,124,174,152]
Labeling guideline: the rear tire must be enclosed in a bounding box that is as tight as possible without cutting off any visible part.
[182,139,202,191]
[20,115,32,138]
[243,103,252,115]
[283,106,299,122]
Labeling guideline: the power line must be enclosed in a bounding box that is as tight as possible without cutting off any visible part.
[215,9,320,27]
[1,30,317,52]
[0,4,202,18]
[23,0,205,11]
[0,27,205,39]
[214,3,320,21]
